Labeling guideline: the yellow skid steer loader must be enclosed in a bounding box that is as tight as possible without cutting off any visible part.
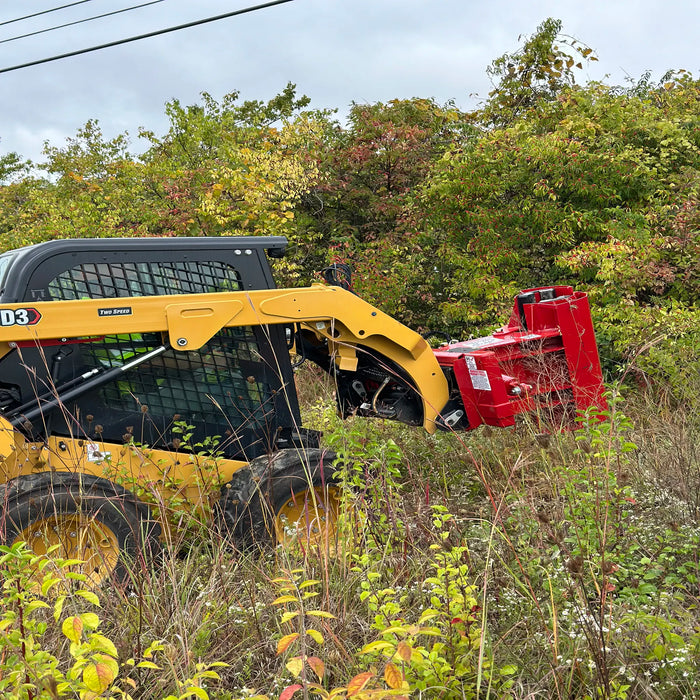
[0,236,605,584]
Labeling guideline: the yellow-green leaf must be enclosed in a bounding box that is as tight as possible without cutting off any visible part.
[285,656,304,678]
[307,628,324,645]
[89,634,118,657]
[79,612,100,630]
[280,611,300,624]
[144,640,165,658]
[53,594,66,621]
[306,610,335,619]
[83,661,115,693]
[76,590,101,607]
[62,616,83,643]
[360,640,393,654]
[273,595,297,605]
[25,600,49,615]
[499,664,518,675]
[298,579,320,589]
[41,576,60,597]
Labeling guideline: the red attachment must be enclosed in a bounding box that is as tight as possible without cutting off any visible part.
[433,287,606,430]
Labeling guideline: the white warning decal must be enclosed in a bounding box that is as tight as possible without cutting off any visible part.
[86,442,111,463]
[469,369,492,391]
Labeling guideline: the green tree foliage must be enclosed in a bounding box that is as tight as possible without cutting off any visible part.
[414,65,700,389]
[0,148,29,185]
[0,120,200,249]
[0,85,325,283]
[480,17,597,127]
[300,98,474,315]
[137,83,321,247]
[308,98,471,243]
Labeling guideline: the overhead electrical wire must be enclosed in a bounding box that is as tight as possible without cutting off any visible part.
[0,0,294,74]
[0,1,166,46]
[0,0,100,28]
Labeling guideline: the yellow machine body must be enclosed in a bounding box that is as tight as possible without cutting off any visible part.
[0,285,448,500]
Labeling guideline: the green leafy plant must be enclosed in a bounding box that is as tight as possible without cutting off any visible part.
[0,541,122,699]
[357,507,515,699]
[101,420,226,542]
[0,541,227,700]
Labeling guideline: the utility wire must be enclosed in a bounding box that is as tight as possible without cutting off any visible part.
[0,0,99,28]
[0,0,293,74]
[0,0,165,46]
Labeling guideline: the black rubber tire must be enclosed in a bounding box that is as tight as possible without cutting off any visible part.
[0,472,161,585]
[217,448,338,550]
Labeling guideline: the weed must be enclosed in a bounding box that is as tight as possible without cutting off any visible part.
[0,541,225,700]
[5,385,700,698]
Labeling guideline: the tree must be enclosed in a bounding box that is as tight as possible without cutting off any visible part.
[0,148,29,184]
[480,18,596,127]
[0,85,327,286]
[410,66,700,391]
[298,98,473,316]
[308,98,470,243]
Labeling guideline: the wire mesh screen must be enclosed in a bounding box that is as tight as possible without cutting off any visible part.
[45,258,278,451]
[47,260,242,300]
[80,328,272,437]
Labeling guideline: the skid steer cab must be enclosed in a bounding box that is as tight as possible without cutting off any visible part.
[0,236,605,585]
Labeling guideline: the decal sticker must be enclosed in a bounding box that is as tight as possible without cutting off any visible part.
[465,356,478,371]
[98,306,133,317]
[0,308,42,326]
[447,336,509,352]
[86,442,111,463]
[469,369,492,391]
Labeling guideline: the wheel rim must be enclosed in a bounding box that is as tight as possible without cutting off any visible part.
[274,485,340,550]
[16,514,120,586]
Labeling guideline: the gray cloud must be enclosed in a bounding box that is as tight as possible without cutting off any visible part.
[1,0,698,162]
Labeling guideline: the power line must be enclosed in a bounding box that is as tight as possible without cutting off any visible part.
[0,1,100,28]
[0,0,294,74]
[0,0,165,46]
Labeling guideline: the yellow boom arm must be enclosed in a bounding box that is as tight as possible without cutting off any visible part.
[0,284,449,432]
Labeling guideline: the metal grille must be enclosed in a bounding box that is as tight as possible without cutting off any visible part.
[47,260,242,300]
[47,257,274,448]
[83,328,272,433]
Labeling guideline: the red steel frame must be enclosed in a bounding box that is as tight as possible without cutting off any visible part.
[433,287,606,429]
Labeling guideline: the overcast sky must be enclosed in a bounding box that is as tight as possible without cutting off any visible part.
[1,0,698,164]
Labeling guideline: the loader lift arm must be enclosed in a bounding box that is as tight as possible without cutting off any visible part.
[0,285,449,435]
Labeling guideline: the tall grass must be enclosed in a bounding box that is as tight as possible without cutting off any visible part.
[2,370,700,699]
